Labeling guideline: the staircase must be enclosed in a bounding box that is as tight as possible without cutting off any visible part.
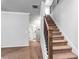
[44,15,78,59]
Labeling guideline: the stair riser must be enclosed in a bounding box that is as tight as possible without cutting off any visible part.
[49,28,59,31]
[52,33,61,36]
[47,22,55,24]
[53,42,67,46]
[49,26,57,28]
[49,27,58,29]
[49,31,60,34]
[49,36,64,39]
[47,20,54,22]
[53,49,71,54]
[47,21,55,23]
[53,37,64,40]
[49,29,59,32]
[51,30,59,33]
[49,26,57,29]
[48,24,54,26]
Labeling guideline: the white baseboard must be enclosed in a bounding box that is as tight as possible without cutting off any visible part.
[1,45,29,48]
[1,43,29,48]
[50,15,78,55]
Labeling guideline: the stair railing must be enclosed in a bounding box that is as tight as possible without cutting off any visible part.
[40,15,48,59]
[44,16,53,59]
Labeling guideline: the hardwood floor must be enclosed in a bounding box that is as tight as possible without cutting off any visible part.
[1,40,43,59]
[1,47,30,59]
[30,40,43,59]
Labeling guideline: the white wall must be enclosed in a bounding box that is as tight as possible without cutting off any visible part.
[29,13,41,40]
[51,0,78,55]
[45,6,50,15]
[1,11,30,48]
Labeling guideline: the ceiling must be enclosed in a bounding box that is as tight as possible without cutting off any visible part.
[1,0,45,14]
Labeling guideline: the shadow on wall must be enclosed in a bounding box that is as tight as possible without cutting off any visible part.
[50,0,63,12]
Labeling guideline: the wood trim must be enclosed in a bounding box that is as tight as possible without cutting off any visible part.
[44,16,53,59]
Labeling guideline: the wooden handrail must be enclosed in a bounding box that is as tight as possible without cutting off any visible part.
[44,16,53,59]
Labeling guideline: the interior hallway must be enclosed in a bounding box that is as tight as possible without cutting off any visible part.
[1,40,43,59]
